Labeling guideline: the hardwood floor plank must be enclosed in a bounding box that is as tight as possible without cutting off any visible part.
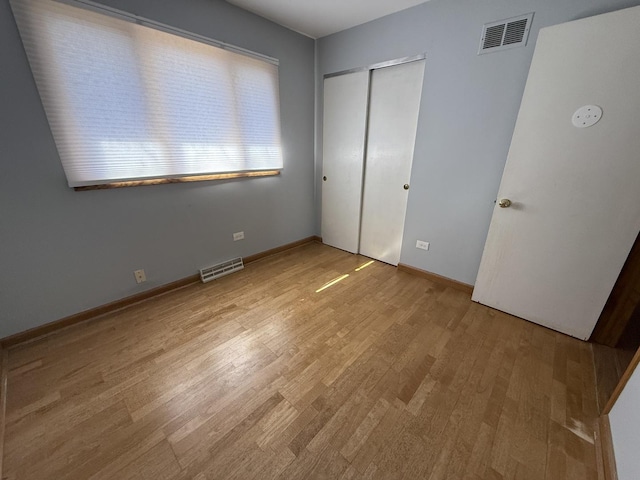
[340,396,390,462]
[95,440,182,480]
[2,243,603,479]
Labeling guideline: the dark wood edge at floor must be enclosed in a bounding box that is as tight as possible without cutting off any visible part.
[397,263,474,295]
[0,236,321,349]
[603,346,640,414]
[589,232,640,347]
[595,414,619,480]
[0,349,8,480]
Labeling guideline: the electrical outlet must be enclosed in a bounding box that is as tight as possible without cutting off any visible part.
[416,240,430,251]
[134,269,146,284]
[233,231,245,241]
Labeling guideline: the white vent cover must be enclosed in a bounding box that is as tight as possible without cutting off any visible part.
[479,13,534,55]
[200,257,244,283]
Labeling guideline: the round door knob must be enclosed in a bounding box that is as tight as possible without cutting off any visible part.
[498,198,512,208]
[403,184,410,190]
[323,176,327,181]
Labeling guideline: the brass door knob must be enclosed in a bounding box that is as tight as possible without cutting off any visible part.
[498,198,512,208]
[403,184,410,190]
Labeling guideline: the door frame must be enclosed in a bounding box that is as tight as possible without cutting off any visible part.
[604,346,640,414]
[323,54,426,80]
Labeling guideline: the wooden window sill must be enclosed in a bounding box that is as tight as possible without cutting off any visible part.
[73,170,280,191]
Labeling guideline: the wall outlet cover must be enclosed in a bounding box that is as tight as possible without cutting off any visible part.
[134,269,146,284]
[416,240,430,251]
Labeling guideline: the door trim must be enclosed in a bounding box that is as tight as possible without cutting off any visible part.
[604,346,640,414]
[595,414,619,480]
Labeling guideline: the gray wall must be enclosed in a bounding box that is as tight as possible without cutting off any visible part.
[0,0,315,338]
[316,0,640,285]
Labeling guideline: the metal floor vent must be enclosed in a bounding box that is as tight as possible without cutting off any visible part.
[200,257,244,283]
[479,13,533,55]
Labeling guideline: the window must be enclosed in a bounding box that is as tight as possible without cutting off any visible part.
[11,0,283,188]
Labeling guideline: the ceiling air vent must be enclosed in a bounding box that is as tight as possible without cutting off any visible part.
[479,13,534,55]
[200,257,244,283]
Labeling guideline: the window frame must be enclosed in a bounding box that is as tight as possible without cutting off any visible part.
[11,0,283,190]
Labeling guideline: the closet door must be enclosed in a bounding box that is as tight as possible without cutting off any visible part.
[359,60,425,265]
[321,71,370,253]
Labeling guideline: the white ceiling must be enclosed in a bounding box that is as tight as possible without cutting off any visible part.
[226,0,431,39]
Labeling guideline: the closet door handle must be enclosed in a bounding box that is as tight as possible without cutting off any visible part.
[403,184,409,190]
[323,176,327,181]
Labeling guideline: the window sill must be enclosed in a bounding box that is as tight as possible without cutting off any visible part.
[73,170,280,191]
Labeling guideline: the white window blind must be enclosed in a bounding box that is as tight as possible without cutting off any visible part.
[10,0,283,188]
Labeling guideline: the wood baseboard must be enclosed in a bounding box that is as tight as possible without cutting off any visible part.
[595,414,618,480]
[0,236,320,349]
[397,263,474,295]
[244,236,321,264]
[0,274,200,349]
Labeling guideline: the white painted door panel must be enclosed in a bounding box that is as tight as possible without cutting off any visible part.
[359,60,425,265]
[472,7,640,339]
[321,71,370,253]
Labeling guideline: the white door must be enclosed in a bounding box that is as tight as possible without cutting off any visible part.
[472,6,640,340]
[321,71,370,253]
[359,60,425,266]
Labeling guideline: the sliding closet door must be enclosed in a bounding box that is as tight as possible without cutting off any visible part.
[321,71,370,253]
[359,60,425,265]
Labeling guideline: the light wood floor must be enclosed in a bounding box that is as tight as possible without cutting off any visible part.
[3,243,600,479]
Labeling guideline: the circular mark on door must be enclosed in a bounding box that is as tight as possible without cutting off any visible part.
[572,105,603,128]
